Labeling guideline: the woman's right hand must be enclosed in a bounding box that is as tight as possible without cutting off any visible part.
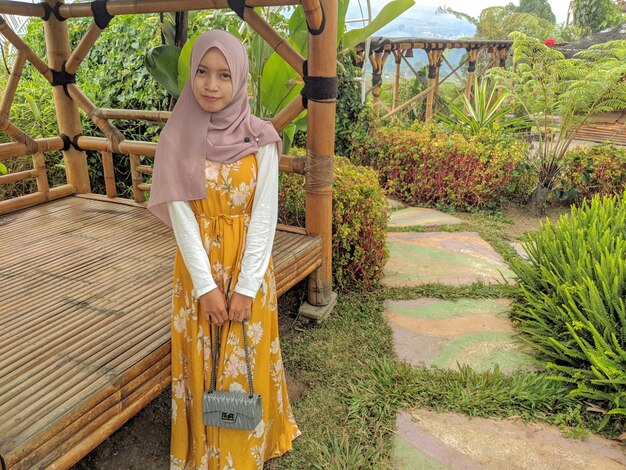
[198,289,228,325]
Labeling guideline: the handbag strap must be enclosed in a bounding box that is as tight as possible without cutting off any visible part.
[208,321,255,398]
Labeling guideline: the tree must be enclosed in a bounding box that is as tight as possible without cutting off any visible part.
[518,0,556,24]
[438,5,556,40]
[489,33,626,213]
[572,0,624,33]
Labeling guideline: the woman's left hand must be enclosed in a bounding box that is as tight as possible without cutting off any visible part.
[228,292,253,322]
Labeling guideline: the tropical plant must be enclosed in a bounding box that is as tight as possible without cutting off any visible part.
[518,0,556,24]
[438,5,556,40]
[572,0,624,34]
[438,77,527,134]
[511,192,626,427]
[489,33,626,213]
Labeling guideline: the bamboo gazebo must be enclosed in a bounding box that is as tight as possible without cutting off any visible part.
[355,36,513,122]
[0,1,337,468]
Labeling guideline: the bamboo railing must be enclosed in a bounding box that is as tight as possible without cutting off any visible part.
[355,37,513,122]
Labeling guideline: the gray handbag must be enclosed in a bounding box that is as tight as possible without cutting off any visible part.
[202,321,262,430]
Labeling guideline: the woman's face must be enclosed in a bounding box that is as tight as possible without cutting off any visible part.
[192,47,233,113]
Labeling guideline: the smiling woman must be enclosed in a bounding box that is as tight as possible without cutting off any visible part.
[191,48,233,113]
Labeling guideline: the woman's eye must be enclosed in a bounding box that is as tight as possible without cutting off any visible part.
[196,69,206,75]
[220,73,231,80]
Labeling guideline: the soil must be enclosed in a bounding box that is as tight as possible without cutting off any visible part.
[70,285,311,470]
[498,202,571,240]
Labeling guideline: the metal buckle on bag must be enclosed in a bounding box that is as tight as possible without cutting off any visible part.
[221,412,236,422]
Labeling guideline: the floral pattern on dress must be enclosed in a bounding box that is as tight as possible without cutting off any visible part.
[170,154,300,469]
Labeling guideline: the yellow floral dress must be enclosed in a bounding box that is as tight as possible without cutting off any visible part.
[169,154,300,469]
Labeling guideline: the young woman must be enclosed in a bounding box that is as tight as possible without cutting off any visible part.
[148,30,300,469]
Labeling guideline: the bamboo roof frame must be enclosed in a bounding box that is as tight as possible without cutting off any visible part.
[355,36,514,122]
[0,0,337,467]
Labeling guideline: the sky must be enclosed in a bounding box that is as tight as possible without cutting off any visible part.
[357,0,570,24]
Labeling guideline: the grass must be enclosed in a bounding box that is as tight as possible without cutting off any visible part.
[275,206,622,468]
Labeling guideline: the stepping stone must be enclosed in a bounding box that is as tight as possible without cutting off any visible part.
[389,207,462,227]
[383,232,515,286]
[393,410,626,470]
[384,298,533,372]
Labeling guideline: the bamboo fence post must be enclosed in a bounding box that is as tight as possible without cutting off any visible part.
[496,46,508,97]
[102,151,117,198]
[371,51,389,117]
[425,48,443,123]
[32,152,49,194]
[305,0,336,306]
[42,0,90,193]
[129,153,145,203]
[300,0,323,32]
[392,50,402,110]
[465,48,478,99]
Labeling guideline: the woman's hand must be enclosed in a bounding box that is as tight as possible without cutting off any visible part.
[198,289,228,325]
[228,292,253,323]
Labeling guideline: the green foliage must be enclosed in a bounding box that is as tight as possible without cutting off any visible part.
[334,53,375,157]
[511,193,626,426]
[438,5,556,40]
[489,34,626,211]
[518,0,556,24]
[558,144,626,202]
[353,125,533,210]
[278,153,389,292]
[572,0,624,34]
[439,77,527,134]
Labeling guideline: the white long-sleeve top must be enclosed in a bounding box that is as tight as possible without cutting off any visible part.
[167,143,279,299]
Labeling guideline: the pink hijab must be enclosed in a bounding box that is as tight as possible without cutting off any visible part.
[148,30,281,228]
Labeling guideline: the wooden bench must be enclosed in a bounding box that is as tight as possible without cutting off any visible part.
[0,196,321,469]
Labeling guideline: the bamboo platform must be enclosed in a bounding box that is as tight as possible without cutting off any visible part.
[0,195,321,469]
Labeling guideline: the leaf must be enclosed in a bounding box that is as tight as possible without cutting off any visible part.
[342,0,415,51]
[177,36,198,93]
[22,92,40,120]
[0,162,7,175]
[260,51,302,116]
[144,45,181,98]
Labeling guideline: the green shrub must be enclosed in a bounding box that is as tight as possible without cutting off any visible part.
[559,144,626,202]
[511,192,626,427]
[353,124,533,210]
[278,152,388,292]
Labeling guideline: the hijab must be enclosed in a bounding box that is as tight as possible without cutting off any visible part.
[148,30,281,228]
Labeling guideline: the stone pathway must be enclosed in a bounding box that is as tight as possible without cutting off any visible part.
[383,206,626,469]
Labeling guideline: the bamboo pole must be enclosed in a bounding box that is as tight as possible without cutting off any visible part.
[0,136,64,159]
[0,184,75,215]
[99,108,171,123]
[271,95,305,133]
[300,0,324,32]
[382,85,433,120]
[304,0,336,306]
[55,0,300,18]
[101,151,117,198]
[42,1,91,194]
[129,153,145,203]
[279,155,306,174]
[65,22,106,74]
[0,19,53,82]
[465,48,479,99]
[392,50,402,110]
[0,49,26,118]
[402,54,428,87]
[0,169,38,185]
[424,48,443,123]
[0,117,37,149]
[0,1,44,16]
[32,152,50,194]
[66,84,126,152]
[242,8,304,76]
